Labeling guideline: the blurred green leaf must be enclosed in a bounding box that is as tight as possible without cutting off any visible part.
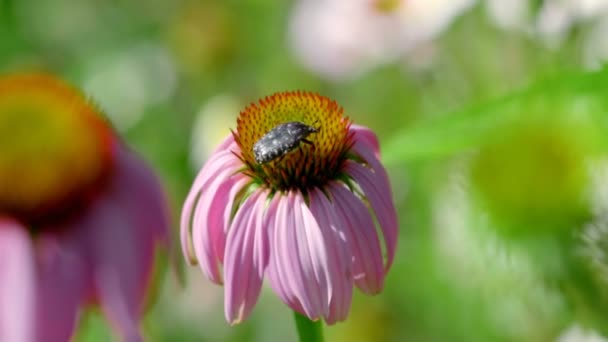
[383,68,608,164]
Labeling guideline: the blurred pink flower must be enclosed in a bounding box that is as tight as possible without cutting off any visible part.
[181,91,398,325]
[289,0,475,80]
[0,74,171,342]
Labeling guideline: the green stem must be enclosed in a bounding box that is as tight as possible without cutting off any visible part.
[293,312,324,342]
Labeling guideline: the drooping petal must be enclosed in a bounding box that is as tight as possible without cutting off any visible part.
[181,135,238,264]
[34,231,88,342]
[350,128,398,264]
[75,197,146,341]
[110,147,172,294]
[350,124,381,159]
[330,182,384,294]
[346,159,398,272]
[190,156,250,284]
[66,144,171,342]
[224,190,269,324]
[182,151,235,262]
[308,188,353,325]
[264,196,306,316]
[0,220,35,342]
[270,191,331,320]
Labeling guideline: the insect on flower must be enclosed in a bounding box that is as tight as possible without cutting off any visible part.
[182,91,398,325]
[253,121,318,164]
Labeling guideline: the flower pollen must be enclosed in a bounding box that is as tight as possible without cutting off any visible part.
[234,91,353,191]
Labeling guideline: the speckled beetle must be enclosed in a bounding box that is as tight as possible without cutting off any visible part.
[253,121,318,164]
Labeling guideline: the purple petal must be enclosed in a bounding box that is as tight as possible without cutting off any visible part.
[111,147,172,290]
[329,182,384,294]
[113,147,171,243]
[308,189,353,325]
[74,190,153,340]
[224,190,269,324]
[34,231,88,342]
[346,159,398,272]
[350,124,381,159]
[0,220,35,342]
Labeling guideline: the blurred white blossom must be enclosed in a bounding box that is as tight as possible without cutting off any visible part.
[289,0,476,80]
[486,0,608,65]
[556,324,607,342]
[583,17,608,69]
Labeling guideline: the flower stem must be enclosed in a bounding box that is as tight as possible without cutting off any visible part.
[293,312,324,342]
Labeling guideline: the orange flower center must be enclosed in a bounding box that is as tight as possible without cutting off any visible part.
[234,91,353,192]
[0,74,114,224]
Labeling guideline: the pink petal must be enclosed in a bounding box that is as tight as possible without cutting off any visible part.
[224,190,269,324]
[180,144,238,265]
[346,159,398,272]
[270,191,331,320]
[0,220,35,342]
[191,162,250,284]
[264,196,306,316]
[329,182,384,294]
[181,136,238,264]
[34,231,88,342]
[308,189,353,325]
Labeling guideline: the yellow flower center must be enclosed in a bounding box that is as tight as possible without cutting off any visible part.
[234,91,353,192]
[0,74,114,224]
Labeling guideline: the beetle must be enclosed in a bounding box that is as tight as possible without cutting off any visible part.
[253,121,318,164]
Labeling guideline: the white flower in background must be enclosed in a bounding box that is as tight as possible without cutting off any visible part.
[556,324,607,342]
[486,0,608,35]
[189,94,241,170]
[536,0,608,46]
[582,16,608,69]
[289,0,476,81]
[486,0,608,67]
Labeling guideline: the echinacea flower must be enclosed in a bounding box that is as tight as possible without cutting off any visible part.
[0,74,171,342]
[181,91,398,324]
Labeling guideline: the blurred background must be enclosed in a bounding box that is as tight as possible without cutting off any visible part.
[3,0,608,341]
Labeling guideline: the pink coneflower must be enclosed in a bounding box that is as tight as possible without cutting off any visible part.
[181,91,398,325]
[0,74,171,341]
